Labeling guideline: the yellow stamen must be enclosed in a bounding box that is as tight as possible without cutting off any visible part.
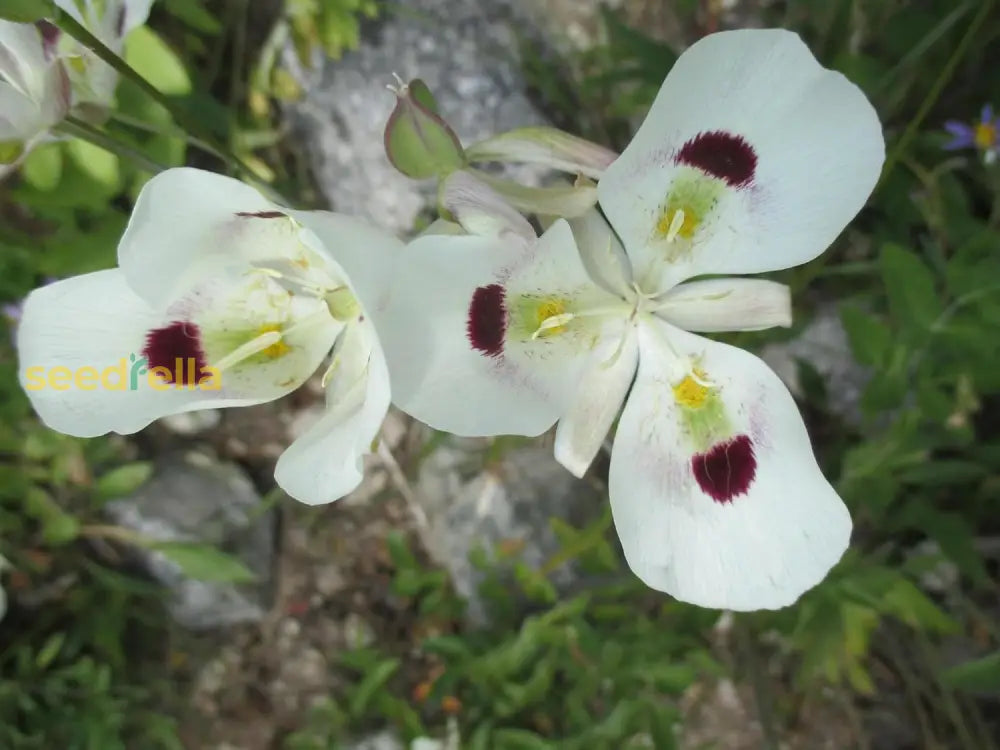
[974,121,997,150]
[256,324,291,358]
[533,298,569,338]
[214,330,284,371]
[673,369,711,409]
[656,206,699,242]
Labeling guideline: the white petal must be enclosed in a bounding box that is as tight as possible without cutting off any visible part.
[440,170,535,242]
[608,317,851,610]
[16,270,333,437]
[653,278,791,332]
[289,210,405,315]
[52,1,85,24]
[599,29,884,290]
[471,169,599,218]
[119,0,155,35]
[118,167,290,306]
[0,21,48,99]
[377,219,623,436]
[465,126,618,180]
[0,81,38,138]
[274,319,390,505]
[567,209,634,298]
[554,328,638,478]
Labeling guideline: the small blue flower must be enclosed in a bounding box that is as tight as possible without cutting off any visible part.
[944,104,999,163]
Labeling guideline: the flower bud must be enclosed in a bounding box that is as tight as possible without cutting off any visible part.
[384,77,465,179]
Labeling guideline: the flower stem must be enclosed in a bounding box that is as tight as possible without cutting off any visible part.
[878,0,993,190]
[52,8,284,202]
[106,110,218,156]
[55,115,168,174]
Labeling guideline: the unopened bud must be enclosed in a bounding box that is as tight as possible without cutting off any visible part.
[384,77,465,179]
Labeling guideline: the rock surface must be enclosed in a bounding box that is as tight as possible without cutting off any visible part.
[760,304,869,425]
[412,436,605,623]
[284,0,550,233]
[104,451,276,629]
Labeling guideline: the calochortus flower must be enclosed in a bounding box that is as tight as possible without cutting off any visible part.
[17,168,402,505]
[52,0,154,115]
[375,29,884,610]
[944,104,999,164]
[0,19,70,175]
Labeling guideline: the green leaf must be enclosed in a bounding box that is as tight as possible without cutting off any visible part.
[840,306,892,366]
[66,139,121,193]
[124,26,192,96]
[880,244,943,334]
[163,0,222,34]
[881,578,956,633]
[96,462,153,501]
[152,542,256,583]
[942,651,1000,693]
[35,632,66,669]
[21,143,64,191]
[489,729,553,749]
[0,0,52,22]
[348,658,400,717]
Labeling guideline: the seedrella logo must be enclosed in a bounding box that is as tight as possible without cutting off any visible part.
[23,354,222,392]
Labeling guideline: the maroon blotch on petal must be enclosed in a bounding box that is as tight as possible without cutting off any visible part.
[143,321,209,385]
[691,434,757,504]
[675,131,757,188]
[236,210,286,219]
[467,284,506,357]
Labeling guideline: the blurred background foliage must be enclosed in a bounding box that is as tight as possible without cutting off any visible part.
[1,0,1000,748]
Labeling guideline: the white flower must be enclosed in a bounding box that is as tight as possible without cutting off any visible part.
[0,19,70,176]
[52,0,154,112]
[374,29,884,610]
[17,167,402,505]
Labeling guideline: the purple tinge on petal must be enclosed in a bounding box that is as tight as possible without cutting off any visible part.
[35,22,61,60]
[943,121,975,151]
[674,131,757,188]
[467,284,506,357]
[691,434,757,504]
[142,321,209,385]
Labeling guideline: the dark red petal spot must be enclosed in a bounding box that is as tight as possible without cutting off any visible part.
[691,434,757,504]
[467,284,506,357]
[143,321,209,386]
[235,210,286,219]
[675,131,757,188]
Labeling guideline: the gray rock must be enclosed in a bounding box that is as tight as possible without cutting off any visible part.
[159,409,221,435]
[760,304,869,425]
[345,730,406,750]
[284,0,550,233]
[413,436,604,623]
[104,451,276,629]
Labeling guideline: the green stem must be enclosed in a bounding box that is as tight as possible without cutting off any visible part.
[106,111,218,155]
[736,616,780,750]
[52,8,283,201]
[56,116,167,174]
[878,0,993,190]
